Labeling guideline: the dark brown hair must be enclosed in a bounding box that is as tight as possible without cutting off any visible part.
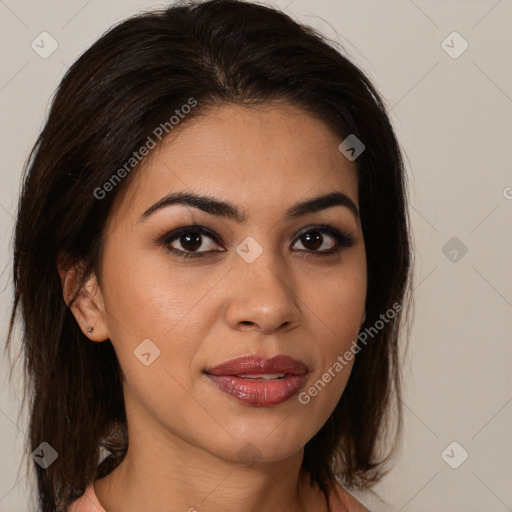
[5,0,412,510]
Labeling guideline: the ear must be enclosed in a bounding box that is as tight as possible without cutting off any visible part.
[58,262,110,342]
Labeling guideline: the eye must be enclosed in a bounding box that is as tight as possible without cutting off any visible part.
[160,226,224,259]
[158,224,355,261]
[292,225,355,255]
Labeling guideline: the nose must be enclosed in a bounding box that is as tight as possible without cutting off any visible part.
[224,250,302,335]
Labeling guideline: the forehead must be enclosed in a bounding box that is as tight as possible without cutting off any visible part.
[111,102,359,226]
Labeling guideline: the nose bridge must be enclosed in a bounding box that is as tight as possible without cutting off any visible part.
[225,236,301,333]
[238,238,291,299]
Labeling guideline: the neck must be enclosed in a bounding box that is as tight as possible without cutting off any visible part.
[95,444,327,512]
[94,407,328,512]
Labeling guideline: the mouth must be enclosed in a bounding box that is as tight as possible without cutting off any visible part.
[203,355,309,406]
[235,373,287,379]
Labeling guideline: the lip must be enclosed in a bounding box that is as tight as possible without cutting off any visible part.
[204,355,309,407]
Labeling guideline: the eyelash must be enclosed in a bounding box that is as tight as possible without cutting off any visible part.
[157,224,356,261]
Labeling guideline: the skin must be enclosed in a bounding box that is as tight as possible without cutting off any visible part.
[61,102,368,512]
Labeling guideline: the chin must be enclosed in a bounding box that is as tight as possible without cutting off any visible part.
[201,420,317,465]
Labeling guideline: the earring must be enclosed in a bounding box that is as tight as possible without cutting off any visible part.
[86,327,94,334]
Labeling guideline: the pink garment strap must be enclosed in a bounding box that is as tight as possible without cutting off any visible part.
[337,486,354,512]
[67,483,106,512]
[326,480,356,512]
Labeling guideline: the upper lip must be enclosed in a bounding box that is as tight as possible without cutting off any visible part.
[205,354,309,376]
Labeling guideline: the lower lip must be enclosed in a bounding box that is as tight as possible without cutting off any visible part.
[205,373,308,406]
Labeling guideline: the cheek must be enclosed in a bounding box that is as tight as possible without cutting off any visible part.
[298,258,366,401]
[101,243,220,338]
[99,250,220,433]
[99,245,231,399]
[304,258,366,339]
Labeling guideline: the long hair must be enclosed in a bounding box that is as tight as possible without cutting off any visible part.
[5,1,413,510]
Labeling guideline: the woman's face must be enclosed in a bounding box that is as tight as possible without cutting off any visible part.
[90,102,366,463]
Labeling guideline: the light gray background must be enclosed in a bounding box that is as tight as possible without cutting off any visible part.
[1,0,511,510]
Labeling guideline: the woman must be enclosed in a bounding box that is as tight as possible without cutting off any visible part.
[6,0,412,510]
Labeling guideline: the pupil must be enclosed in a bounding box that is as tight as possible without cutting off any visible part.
[182,233,201,251]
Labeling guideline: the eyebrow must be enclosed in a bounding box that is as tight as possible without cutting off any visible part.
[139,190,359,223]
